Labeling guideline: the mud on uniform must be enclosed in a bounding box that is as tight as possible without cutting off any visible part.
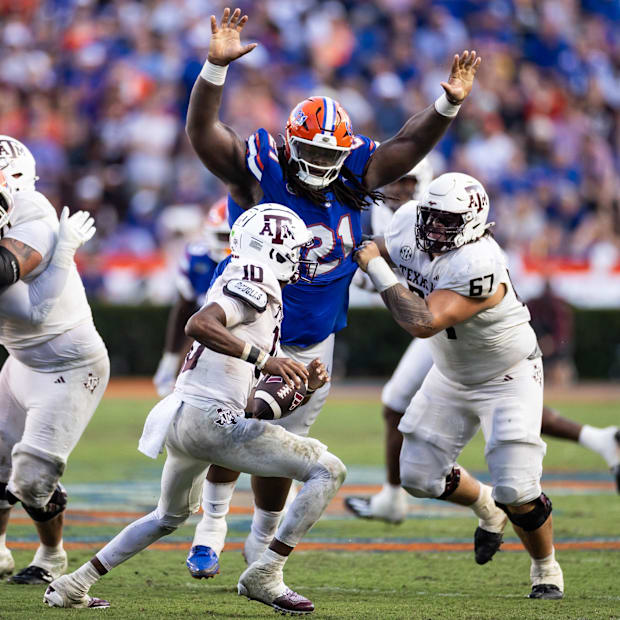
[0,190,109,508]
[384,202,545,505]
[136,261,333,544]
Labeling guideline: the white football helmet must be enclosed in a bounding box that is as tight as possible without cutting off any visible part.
[416,172,491,253]
[0,168,15,229]
[0,135,38,193]
[203,196,230,262]
[230,203,317,284]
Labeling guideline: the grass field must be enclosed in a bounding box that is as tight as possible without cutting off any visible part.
[2,384,619,619]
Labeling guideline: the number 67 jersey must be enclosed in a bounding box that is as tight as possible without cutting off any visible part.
[174,260,283,412]
[384,201,537,385]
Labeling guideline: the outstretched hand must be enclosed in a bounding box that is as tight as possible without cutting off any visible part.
[440,50,482,104]
[208,7,257,67]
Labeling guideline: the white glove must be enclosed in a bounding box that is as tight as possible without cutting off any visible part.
[153,352,181,397]
[52,206,96,268]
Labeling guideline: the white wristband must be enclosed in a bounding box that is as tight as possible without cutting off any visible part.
[200,60,229,86]
[434,93,461,118]
[366,257,399,293]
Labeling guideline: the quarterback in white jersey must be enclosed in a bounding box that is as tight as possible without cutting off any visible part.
[356,172,564,600]
[45,204,345,615]
[0,136,109,586]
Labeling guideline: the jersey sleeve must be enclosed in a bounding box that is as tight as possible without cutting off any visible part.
[5,219,56,261]
[227,195,244,228]
[437,246,503,299]
[342,134,377,181]
[246,128,281,184]
[383,201,418,265]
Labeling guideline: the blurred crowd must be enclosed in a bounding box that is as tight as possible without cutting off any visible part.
[0,0,619,302]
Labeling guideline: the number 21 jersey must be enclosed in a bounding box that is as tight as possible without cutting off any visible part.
[228,128,376,347]
[384,201,536,385]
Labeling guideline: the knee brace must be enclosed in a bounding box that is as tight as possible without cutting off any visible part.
[496,493,552,532]
[438,467,461,500]
[15,483,68,522]
[0,482,14,510]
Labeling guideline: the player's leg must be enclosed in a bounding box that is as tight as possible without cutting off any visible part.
[187,464,240,578]
[542,405,620,492]
[0,358,26,578]
[345,338,433,523]
[174,401,345,614]
[398,366,507,563]
[484,358,563,599]
[241,334,335,565]
[7,355,109,584]
[45,440,209,608]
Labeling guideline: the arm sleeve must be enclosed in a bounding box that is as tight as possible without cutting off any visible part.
[0,261,72,324]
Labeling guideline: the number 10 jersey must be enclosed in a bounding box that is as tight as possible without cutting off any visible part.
[384,201,536,385]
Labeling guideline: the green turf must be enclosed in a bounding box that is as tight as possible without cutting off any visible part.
[2,549,619,619]
[3,394,619,618]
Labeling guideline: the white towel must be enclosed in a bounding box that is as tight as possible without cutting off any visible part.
[138,394,183,459]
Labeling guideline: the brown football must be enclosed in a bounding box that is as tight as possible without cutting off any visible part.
[247,375,307,420]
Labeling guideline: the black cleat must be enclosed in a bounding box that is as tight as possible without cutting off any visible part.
[8,565,53,585]
[528,584,563,599]
[474,527,503,565]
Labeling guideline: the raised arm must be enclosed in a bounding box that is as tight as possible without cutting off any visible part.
[185,8,259,203]
[363,51,481,191]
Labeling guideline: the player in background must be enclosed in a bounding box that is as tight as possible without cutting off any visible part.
[153,198,230,397]
[183,6,481,577]
[0,136,109,585]
[346,170,620,526]
[355,173,564,599]
[45,204,343,615]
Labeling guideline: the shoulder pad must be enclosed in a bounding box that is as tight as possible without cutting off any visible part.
[224,279,268,312]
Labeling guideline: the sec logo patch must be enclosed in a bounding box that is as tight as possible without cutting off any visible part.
[400,245,413,261]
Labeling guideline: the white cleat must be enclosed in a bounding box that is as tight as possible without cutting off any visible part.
[242,533,269,566]
[0,548,15,577]
[238,562,314,614]
[43,574,109,609]
[344,484,408,524]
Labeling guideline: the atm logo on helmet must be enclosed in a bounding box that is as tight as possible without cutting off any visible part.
[259,214,294,245]
[0,139,25,161]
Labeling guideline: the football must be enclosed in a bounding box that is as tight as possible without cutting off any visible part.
[247,375,307,420]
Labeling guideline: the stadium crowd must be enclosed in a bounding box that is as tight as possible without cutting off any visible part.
[0,0,618,302]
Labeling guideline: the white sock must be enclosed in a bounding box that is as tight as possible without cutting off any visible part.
[72,561,102,592]
[470,484,505,532]
[0,533,7,552]
[257,547,287,570]
[579,425,620,467]
[530,548,563,589]
[192,480,236,555]
[379,483,403,501]
[250,506,284,546]
[33,541,65,567]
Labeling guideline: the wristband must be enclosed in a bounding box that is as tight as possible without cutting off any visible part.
[434,93,461,118]
[200,60,228,85]
[240,342,253,361]
[255,350,269,371]
[366,257,399,293]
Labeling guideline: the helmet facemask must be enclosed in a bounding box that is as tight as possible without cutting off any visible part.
[288,136,350,189]
[0,170,15,230]
[416,206,470,254]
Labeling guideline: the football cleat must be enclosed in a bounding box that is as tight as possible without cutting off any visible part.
[186,545,220,579]
[44,575,109,608]
[243,534,269,566]
[0,548,15,577]
[474,527,504,565]
[344,486,407,524]
[8,565,53,585]
[238,562,314,615]
[528,584,563,600]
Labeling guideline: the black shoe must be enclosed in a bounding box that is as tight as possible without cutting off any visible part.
[8,565,53,585]
[528,584,563,599]
[474,526,503,565]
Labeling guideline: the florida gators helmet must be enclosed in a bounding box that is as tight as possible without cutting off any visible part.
[285,97,354,189]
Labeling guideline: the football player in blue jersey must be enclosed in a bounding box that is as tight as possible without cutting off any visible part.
[153,198,230,397]
[182,7,481,578]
